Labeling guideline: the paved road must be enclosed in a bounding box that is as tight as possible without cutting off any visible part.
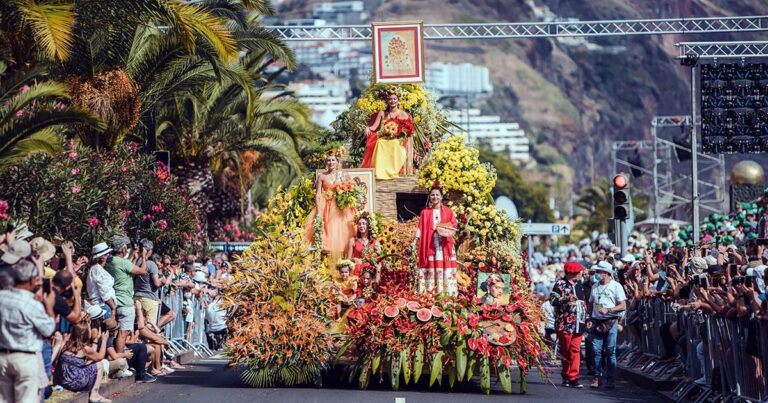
[113,357,664,403]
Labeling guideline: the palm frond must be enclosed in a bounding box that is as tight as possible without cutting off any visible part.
[17,0,75,61]
[164,2,238,62]
[0,127,63,168]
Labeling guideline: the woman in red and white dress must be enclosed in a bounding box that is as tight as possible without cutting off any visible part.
[414,181,458,296]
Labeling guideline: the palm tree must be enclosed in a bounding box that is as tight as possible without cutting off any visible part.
[0,66,103,169]
[155,59,320,233]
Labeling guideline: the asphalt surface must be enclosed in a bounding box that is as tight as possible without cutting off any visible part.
[113,357,665,403]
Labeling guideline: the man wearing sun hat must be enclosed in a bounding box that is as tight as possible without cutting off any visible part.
[550,261,588,388]
[589,260,626,389]
[86,242,117,323]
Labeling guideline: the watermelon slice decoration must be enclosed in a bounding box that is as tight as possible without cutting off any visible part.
[394,298,408,308]
[406,301,421,312]
[384,305,399,318]
[430,306,443,318]
[416,308,433,322]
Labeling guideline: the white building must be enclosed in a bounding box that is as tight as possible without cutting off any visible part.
[444,109,530,163]
[425,62,493,95]
[312,1,368,25]
[287,80,352,128]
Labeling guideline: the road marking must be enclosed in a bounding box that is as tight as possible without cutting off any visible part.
[395,398,405,403]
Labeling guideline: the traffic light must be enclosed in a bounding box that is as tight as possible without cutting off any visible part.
[613,174,631,220]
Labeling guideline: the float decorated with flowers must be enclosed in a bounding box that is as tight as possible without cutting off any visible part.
[222,81,547,395]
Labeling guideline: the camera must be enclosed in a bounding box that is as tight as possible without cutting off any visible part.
[732,276,744,286]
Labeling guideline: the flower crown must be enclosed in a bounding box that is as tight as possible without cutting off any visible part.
[326,145,347,159]
[431,179,443,192]
[336,259,355,270]
[378,85,404,100]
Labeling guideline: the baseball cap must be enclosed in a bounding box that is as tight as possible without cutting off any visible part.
[620,254,636,263]
[1,240,31,264]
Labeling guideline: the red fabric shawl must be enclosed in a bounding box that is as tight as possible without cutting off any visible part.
[417,204,457,268]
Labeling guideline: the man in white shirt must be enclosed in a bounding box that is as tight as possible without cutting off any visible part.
[588,261,626,389]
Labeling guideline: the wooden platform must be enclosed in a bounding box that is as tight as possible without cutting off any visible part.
[374,176,426,221]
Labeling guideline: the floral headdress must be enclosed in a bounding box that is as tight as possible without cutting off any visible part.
[326,145,347,159]
[430,179,444,193]
[354,210,380,238]
[336,259,355,271]
[378,85,404,100]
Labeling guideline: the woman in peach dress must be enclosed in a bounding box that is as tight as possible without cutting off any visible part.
[305,151,356,265]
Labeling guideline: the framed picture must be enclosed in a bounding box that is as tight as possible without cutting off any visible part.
[476,272,511,306]
[372,21,425,84]
[316,168,375,213]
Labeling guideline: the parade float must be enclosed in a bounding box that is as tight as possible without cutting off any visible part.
[222,21,547,395]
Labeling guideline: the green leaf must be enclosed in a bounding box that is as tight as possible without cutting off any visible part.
[358,365,370,390]
[466,357,476,381]
[332,338,352,365]
[455,339,467,382]
[448,365,456,388]
[498,362,512,394]
[371,354,380,374]
[413,343,424,384]
[429,351,444,387]
[440,331,452,346]
[480,356,490,395]
[401,349,411,385]
[390,353,401,391]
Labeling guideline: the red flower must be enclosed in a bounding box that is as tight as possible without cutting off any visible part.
[502,314,514,322]
[467,337,478,351]
[86,217,100,228]
[503,354,513,367]
[467,313,479,328]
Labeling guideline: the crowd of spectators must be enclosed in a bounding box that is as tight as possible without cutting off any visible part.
[539,196,768,395]
[0,226,231,403]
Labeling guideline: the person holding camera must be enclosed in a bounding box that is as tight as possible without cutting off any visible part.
[105,235,148,354]
[589,261,626,389]
[0,260,56,403]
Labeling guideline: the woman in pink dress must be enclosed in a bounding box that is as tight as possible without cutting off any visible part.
[305,151,356,261]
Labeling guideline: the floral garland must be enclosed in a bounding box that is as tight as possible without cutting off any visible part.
[342,290,547,394]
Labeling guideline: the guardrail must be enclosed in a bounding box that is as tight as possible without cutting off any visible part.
[618,299,767,402]
[159,287,215,358]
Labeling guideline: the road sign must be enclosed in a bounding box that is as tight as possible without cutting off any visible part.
[521,223,571,236]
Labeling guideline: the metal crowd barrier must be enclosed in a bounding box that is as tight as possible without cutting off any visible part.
[619,297,768,402]
[159,286,214,358]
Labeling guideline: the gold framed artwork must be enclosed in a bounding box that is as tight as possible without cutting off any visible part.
[372,21,425,84]
[315,168,375,213]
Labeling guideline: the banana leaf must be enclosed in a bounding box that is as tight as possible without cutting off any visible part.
[448,365,457,388]
[497,363,512,394]
[440,331,452,346]
[429,351,444,387]
[401,349,411,385]
[390,353,401,391]
[480,357,490,395]
[455,339,467,381]
[466,356,476,381]
[359,366,370,390]
[372,354,381,374]
[333,338,353,365]
[413,343,424,383]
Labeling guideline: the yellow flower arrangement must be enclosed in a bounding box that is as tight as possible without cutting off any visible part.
[418,135,497,197]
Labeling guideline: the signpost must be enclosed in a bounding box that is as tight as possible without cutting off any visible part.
[521,223,571,236]
[522,222,572,278]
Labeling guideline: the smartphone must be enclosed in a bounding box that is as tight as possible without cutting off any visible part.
[42,279,51,293]
[729,264,738,277]
[732,276,744,286]
[701,276,710,289]
[745,276,754,288]
[100,322,107,332]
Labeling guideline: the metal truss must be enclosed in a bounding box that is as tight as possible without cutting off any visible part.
[677,41,768,59]
[267,15,768,41]
[611,116,726,233]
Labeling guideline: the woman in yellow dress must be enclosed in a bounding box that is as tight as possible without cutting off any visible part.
[305,150,356,266]
[360,87,415,179]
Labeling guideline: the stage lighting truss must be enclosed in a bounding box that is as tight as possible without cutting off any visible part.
[268,16,768,41]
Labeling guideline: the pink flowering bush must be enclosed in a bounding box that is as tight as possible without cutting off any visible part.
[0,142,202,254]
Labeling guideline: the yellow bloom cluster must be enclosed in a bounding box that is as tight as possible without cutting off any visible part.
[355,83,429,114]
[453,199,521,244]
[418,135,496,199]
[255,177,315,231]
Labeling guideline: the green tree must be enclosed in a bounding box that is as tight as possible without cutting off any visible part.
[0,66,103,169]
[477,148,554,222]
